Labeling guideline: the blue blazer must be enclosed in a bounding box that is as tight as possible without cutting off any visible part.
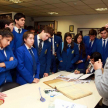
[75,49,87,70]
[0,46,18,86]
[83,36,98,56]
[57,43,79,72]
[34,35,51,78]
[93,39,108,65]
[15,44,40,85]
[10,28,27,53]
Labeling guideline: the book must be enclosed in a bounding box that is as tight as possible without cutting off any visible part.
[43,79,92,100]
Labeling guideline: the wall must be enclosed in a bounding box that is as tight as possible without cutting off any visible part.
[25,14,108,39]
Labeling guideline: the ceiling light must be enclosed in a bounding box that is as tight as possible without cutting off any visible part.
[48,12,58,15]
[95,8,108,11]
[4,0,23,3]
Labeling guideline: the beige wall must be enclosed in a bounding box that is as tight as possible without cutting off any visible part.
[25,14,108,39]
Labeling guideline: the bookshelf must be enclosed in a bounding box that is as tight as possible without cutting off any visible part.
[34,21,58,34]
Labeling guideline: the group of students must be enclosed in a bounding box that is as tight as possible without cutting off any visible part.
[0,12,108,107]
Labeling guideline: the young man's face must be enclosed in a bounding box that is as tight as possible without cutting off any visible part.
[41,30,50,41]
[100,30,108,39]
[89,35,96,41]
[90,58,95,65]
[5,23,14,32]
[15,18,25,27]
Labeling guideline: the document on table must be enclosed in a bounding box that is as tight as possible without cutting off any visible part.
[79,73,94,80]
[66,73,83,79]
[54,99,87,108]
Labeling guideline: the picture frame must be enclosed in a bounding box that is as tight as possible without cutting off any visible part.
[69,25,74,32]
[71,33,75,39]
[0,13,12,19]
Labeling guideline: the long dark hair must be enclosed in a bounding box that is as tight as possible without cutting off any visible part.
[63,32,74,52]
[74,33,86,58]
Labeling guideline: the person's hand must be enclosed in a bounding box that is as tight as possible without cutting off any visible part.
[87,55,90,61]
[33,78,39,83]
[60,60,63,62]
[94,59,102,70]
[0,93,7,99]
[44,73,48,77]
[54,52,56,56]
[0,63,6,68]
[9,57,14,61]
[86,69,90,74]
[76,60,82,64]
[74,70,80,74]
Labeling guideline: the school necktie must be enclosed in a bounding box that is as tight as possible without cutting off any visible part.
[67,44,71,55]
[89,41,92,48]
[38,39,43,56]
[18,29,21,34]
[103,39,106,54]
[78,44,80,50]
[28,49,36,75]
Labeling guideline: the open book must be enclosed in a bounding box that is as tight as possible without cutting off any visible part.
[43,79,92,100]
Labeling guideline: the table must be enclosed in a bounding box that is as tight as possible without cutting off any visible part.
[0,71,101,108]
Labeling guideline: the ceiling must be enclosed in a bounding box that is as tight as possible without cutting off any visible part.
[0,0,108,17]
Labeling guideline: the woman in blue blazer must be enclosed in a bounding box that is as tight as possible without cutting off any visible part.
[57,32,79,72]
[74,33,87,74]
[15,31,40,85]
[0,29,17,86]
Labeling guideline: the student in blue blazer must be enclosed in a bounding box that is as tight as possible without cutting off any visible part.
[83,29,98,60]
[10,13,27,53]
[49,34,62,73]
[93,27,108,66]
[34,26,53,78]
[74,33,87,73]
[57,32,79,72]
[0,29,17,86]
[15,31,40,85]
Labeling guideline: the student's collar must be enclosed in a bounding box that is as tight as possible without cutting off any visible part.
[25,44,33,50]
[0,47,3,50]
[102,38,108,41]
[14,26,22,33]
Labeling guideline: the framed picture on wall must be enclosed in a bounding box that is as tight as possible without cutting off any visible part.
[0,13,12,19]
[69,25,74,32]
[71,33,75,40]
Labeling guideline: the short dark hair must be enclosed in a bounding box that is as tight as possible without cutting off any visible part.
[90,52,102,62]
[0,28,14,39]
[89,29,97,36]
[42,26,53,36]
[23,31,34,42]
[100,27,108,33]
[14,13,25,23]
[0,18,14,29]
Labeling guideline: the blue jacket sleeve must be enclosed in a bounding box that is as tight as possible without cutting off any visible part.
[57,42,63,61]
[71,44,79,64]
[34,50,40,79]
[16,48,34,83]
[45,42,51,74]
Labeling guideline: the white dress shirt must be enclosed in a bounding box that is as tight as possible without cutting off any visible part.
[0,47,7,57]
[25,44,34,55]
[37,35,44,48]
[102,38,108,47]
[14,26,22,33]
[89,40,94,47]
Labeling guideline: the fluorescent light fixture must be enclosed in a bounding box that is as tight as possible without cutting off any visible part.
[4,0,23,3]
[95,8,108,11]
[48,12,58,15]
